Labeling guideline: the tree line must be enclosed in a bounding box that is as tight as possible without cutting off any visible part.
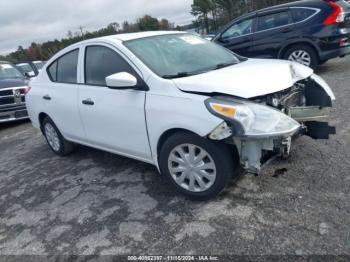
[0,15,176,62]
[191,0,294,33]
[1,0,294,62]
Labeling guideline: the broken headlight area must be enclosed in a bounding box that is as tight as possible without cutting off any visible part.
[251,74,336,139]
[205,96,301,139]
[206,73,336,174]
[206,97,301,174]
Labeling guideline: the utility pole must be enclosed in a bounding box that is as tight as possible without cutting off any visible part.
[79,26,85,39]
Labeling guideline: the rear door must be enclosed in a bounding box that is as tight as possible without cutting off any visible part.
[43,48,85,141]
[251,8,294,58]
[216,16,256,57]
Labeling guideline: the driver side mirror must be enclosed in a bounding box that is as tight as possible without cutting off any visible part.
[106,72,137,89]
[217,35,229,44]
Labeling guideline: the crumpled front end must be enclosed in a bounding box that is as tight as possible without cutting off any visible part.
[207,73,336,174]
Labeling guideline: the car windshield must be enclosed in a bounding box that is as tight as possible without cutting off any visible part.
[124,33,240,78]
[0,63,23,80]
[17,63,33,73]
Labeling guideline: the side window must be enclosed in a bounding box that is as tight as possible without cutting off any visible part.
[47,49,79,83]
[221,18,254,39]
[57,50,79,83]
[85,45,138,86]
[291,8,317,23]
[48,61,57,81]
[257,11,290,31]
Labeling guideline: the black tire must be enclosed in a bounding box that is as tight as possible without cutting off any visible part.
[283,44,319,70]
[159,132,238,200]
[42,116,75,156]
[319,59,329,65]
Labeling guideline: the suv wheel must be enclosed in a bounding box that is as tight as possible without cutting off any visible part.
[159,132,238,200]
[283,44,318,69]
[42,117,75,156]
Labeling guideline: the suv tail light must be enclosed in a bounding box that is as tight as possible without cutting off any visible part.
[324,0,345,26]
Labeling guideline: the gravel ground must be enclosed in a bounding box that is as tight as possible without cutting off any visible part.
[0,57,349,258]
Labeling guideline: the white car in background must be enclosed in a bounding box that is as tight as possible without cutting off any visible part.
[26,31,335,200]
[33,61,46,71]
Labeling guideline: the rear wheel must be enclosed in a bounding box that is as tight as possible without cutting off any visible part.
[283,44,318,69]
[159,132,238,200]
[42,117,75,156]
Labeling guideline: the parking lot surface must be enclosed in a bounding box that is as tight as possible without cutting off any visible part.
[0,57,350,256]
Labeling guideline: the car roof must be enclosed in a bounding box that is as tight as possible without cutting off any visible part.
[105,31,183,41]
[255,0,323,13]
[236,0,323,19]
[80,31,185,45]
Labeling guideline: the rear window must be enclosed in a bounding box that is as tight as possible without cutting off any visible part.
[48,61,57,81]
[47,49,79,83]
[291,8,318,23]
[257,11,290,31]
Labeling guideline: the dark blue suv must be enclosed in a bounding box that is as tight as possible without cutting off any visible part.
[213,0,350,69]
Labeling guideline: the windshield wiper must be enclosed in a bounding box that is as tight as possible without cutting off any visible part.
[214,62,238,70]
[162,72,194,79]
[162,62,238,79]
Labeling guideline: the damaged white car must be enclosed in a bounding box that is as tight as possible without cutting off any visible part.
[26,32,335,200]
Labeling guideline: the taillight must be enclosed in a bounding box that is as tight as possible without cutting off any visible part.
[324,1,345,26]
[23,86,31,95]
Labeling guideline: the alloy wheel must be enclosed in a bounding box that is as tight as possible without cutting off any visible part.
[168,144,217,192]
[288,50,311,67]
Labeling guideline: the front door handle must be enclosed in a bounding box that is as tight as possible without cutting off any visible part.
[43,95,51,100]
[82,98,94,106]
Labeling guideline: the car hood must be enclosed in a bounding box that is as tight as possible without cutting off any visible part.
[172,59,313,99]
[0,78,27,89]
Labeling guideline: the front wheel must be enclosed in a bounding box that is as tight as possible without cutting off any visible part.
[159,132,238,200]
[283,44,318,69]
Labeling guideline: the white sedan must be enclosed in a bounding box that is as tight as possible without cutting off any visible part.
[26,31,335,200]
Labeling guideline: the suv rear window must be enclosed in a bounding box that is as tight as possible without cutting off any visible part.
[257,11,290,31]
[291,8,318,23]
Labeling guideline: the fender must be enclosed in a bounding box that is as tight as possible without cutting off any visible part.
[278,38,321,58]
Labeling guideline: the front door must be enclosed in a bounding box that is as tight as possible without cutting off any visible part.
[78,44,151,162]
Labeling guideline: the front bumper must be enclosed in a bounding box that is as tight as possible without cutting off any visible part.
[0,105,29,123]
[232,106,334,174]
[209,74,336,175]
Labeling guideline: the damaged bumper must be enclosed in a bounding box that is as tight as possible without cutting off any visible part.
[208,73,336,175]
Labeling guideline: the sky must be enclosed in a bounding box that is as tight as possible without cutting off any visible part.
[0,0,194,55]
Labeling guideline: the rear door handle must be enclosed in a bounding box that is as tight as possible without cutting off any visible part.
[82,98,94,106]
[43,95,51,100]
